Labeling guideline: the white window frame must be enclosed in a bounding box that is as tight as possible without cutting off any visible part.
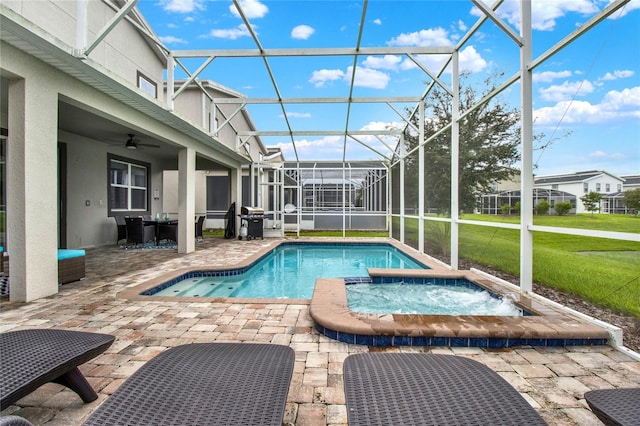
[137,71,157,98]
[108,155,150,214]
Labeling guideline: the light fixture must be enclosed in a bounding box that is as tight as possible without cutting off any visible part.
[126,134,137,149]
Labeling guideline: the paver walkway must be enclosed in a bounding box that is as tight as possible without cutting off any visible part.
[1,237,639,425]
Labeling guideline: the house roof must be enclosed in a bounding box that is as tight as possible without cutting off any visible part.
[534,170,622,185]
[621,175,640,186]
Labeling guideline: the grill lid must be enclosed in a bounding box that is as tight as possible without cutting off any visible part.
[241,206,264,215]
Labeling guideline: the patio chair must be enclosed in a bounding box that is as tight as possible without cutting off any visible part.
[124,216,155,247]
[195,215,205,241]
[0,416,34,426]
[584,388,640,426]
[83,343,294,425]
[113,215,127,243]
[157,220,178,245]
[0,329,115,410]
[343,353,548,426]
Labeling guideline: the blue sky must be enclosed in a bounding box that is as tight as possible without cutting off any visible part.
[137,0,639,176]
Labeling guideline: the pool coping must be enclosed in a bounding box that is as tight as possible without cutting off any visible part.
[118,237,443,305]
[309,270,611,347]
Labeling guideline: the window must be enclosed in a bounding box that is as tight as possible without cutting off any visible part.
[617,184,622,191]
[551,184,558,190]
[137,71,157,98]
[108,155,150,214]
[596,183,601,192]
[606,183,610,192]
[583,182,589,193]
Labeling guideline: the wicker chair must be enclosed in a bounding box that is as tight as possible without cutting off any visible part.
[157,221,178,245]
[195,215,205,241]
[114,215,127,243]
[124,217,155,247]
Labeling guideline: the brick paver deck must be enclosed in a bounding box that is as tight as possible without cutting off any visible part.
[1,237,638,425]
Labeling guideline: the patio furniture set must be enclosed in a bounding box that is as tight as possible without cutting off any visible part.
[114,215,205,247]
[2,328,637,425]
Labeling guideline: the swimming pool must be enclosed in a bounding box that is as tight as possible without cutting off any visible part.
[145,243,429,299]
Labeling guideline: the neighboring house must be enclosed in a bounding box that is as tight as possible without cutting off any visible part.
[534,170,625,214]
[0,1,267,301]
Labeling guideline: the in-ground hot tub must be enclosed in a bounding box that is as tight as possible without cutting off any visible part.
[310,269,610,348]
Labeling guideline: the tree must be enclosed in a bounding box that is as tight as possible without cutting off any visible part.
[580,191,603,216]
[623,188,640,214]
[402,73,523,214]
[501,204,511,215]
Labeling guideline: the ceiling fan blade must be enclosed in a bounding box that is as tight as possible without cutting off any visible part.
[138,143,160,148]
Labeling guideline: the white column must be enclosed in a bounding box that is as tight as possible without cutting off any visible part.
[418,101,425,253]
[7,78,59,301]
[178,147,195,254]
[520,0,534,293]
[450,49,460,270]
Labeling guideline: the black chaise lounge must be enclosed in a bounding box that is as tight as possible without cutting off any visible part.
[344,353,548,426]
[82,343,295,426]
[584,388,640,426]
[0,329,115,410]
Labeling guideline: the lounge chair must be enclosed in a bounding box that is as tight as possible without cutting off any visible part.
[83,343,294,425]
[584,388,640,426]
[0,329,115,410]
[343,352,548,426]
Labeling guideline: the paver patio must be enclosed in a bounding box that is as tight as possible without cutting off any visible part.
[1,237,639,425]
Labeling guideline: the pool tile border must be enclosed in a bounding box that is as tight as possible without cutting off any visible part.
[309,272,611,348]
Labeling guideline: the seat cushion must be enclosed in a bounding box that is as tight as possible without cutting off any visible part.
[57,249,86,260]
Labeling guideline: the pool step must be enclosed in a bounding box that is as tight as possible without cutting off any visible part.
[344,277,372,285]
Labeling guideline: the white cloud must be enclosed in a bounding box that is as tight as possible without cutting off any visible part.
[373,18,382,25]
[361,55,402,71]
[470,0,599,31]
[281,112,312,118]
[608,0,640,18]
[589,150,607,158]
[167,23,178,29]
[309,66,390,90]
[291,25,315,40]
[230,0,268,19]
[600,70,635,81]
[209,24,253,40]
[538,80,595,102]
[184,16,194,22]
[275,136,344,160]
[400,45,487,74]
[533,70,573,83]
[160,0,204,13]
[309,69,346,87]
[348,66,390,89]
[159,35,187,44]
[387,27,453,46]
[458,19,467,32]
[458,45,488,73]
[534,86,640,125]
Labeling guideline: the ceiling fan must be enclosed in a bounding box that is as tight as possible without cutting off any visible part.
[124,133,160,150]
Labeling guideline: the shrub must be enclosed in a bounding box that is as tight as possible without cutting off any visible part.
[555,201,572,216]
[500,204,512,215]
[535,200,550,215]
[513,201,521,214]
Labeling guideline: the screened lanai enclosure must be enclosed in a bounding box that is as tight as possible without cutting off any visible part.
[1,0,637,305]
[211,0,638,296]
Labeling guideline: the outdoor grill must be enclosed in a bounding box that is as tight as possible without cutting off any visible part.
[239,206,264,240]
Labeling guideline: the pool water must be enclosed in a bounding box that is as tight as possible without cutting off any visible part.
[150,243,428,299]
[347,281,523,316]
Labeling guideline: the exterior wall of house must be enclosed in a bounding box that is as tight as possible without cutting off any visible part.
[171,84,266,163]
[1,0,165,102]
